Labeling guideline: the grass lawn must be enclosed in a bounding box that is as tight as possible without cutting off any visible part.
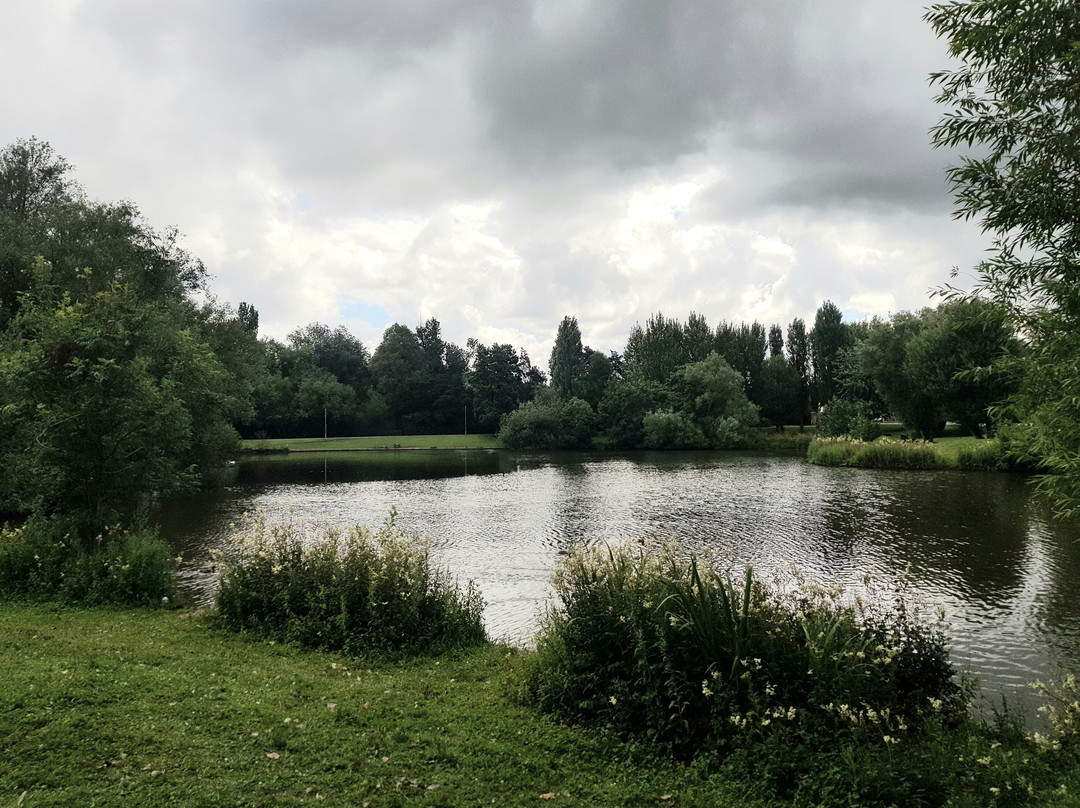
[0,604,759,807]
[243,434,499,452]
[930,435,997,466]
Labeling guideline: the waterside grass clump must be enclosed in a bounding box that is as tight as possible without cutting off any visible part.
[215,513,486,656]
[808,436,944,470]
[0,518,175,606]
[515,544,992,801]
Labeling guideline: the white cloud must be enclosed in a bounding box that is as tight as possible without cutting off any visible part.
[0,0,989,361]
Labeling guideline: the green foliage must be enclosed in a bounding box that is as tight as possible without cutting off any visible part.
[786,317,812,427]
[715,320,768,404]
[641,409,706,449]
[817,398,881,441]
[598,377,667,449]
[215,514,486,656]
[549,315,586,400]
[0,519,175,605]
[0,279,244,536]
[1,604,796,807]
[498,394,598,450]
[957,440,1004,471]
[927,1,1080,515]
[623,311,689,383]
[851,301,1015,441]
[808,437,943,470]
[0,139,249,537]
[748,429,815,456]
[468,340,544,434]
[757,354,802,430]
[522,544,968,773]
[811,301,850,407]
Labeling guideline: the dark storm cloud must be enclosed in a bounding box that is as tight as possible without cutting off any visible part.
[472,1,800,171]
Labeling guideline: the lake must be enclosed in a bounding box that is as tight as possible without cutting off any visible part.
[157,449,1080,709]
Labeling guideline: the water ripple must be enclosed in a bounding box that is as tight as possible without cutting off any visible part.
[155,452,1080,703]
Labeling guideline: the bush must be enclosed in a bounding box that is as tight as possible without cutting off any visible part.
[642,409,707,449]
[214,513,486,655]
[0,518,175,606]
[808,436,942,470]
[711,415,751,449]
[818,398,882,441]
[519,543,967,765]
[498,396,598,450]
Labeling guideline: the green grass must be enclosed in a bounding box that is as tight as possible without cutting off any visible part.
[931,436,998,466]
[808,435,1005,471]
[0,603,763,807]
[4,602,1079,807]
[243,434,499,452]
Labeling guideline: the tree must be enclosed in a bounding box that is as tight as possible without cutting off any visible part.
[810,301,849,407]
[549,315,586,400]
[497,392,597,450]
[0,277,244,537]
[926,1,1080,512]
[468,341,541,433]
[853,302,1015,440]
[624,312,687,383]
[0,137,73,220]
[598,377,667,449]
[237,301,259,334]
[786,318,811,429]
[370,324,429,433]
[758,354,801,430]
[768,324,784,359]
[0,139,247,535]
[683,311,714,363]
[667,353,759,447]
[856,311,944,440]
[578,348,613,410]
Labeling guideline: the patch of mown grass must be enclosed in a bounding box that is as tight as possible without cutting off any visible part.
[0,603,766,807]
[243,434,499,452]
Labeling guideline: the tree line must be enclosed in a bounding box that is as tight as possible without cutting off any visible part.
[3,63,1079,542]
[497,297,1017,451]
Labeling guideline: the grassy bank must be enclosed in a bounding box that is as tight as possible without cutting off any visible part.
[243,434,499,452]
[808,435,1005,471]
[0,603,761,807]
[4,602,1080,807]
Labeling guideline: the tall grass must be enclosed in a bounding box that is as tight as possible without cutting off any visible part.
[214,512,486,655]
[0,518,175,606]
[517,543,968,769]
[956,439,1005,471]
[808,436,943,469]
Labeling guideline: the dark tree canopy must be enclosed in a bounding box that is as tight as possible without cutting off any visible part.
[810,301,849,407]
[549,315,586,400]
[0,137,73,220]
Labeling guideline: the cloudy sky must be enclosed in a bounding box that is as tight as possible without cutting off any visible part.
[1,0,986,361]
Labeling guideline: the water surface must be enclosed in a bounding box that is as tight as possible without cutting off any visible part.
[158,450,1080,707]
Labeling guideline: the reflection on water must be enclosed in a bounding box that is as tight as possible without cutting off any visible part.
[157,450,1080,706]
